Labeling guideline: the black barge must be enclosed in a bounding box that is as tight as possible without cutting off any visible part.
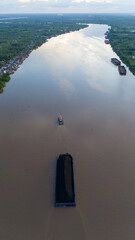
[111,58,121,66]
[55,153,75,206]
[118,65,127,75]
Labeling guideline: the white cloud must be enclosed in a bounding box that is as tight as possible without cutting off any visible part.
[20,4,28,7]
[72,0,113,3]
[18,0,48,2]
[0,0,135,13]
[33,0,48,1]
[18,0,30,2]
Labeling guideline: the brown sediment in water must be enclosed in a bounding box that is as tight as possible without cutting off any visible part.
[0,24,135,240]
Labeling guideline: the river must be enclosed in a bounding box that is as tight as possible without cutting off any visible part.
[1,24,135,240]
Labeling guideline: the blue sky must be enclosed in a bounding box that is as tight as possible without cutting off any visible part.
[0,0,135,14]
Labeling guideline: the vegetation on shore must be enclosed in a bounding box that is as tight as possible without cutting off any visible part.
[0,73,10,93]
[0,14,87,65]
[75,14,135,75]
[0,14,88,92]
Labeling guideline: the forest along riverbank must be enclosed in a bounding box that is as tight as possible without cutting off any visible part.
[0,24,135,240]
[0,14,88,93]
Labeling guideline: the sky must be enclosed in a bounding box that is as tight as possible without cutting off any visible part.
[0,0,135,14]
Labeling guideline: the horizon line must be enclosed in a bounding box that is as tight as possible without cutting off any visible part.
[0,12,134,15]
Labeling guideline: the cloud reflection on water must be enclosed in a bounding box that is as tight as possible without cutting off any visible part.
[40,24,120,94]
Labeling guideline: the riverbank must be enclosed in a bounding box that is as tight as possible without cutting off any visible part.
[1,13,135,94]
[108,28,135,75]
[0,73,10,93]
[0,14,88,67]
[72,14,135,75]
[0,14,88,92]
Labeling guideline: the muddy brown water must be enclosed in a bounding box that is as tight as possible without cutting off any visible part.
[1,24,135,240]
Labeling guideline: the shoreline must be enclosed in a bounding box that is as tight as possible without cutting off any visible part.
[0,24,88,93]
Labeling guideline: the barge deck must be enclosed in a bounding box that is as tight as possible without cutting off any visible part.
[55,153,75,206]
[118,65,127,75]
[111,58,121,66]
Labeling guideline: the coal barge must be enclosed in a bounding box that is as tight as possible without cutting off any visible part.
[55,153,75,206]
[118,65,127,75]
[111,58,121,66]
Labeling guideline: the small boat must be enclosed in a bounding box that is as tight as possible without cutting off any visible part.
[105,39,110,44]
[118,66,127,75]
[58,115,64,125]
[111,58,121,66]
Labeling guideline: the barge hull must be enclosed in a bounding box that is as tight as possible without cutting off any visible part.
[111,58,121,66]
[55,202,76,206]
[118,66,126,75]
[55,153,75,206]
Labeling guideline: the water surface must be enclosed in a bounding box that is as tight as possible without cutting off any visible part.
[1,24,135,240]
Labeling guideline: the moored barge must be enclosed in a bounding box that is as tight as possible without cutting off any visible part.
[111,58,121,66]
[104,31,109,35]
[105,39,110,44]
[118,65,127,75]
[55,153,75,206]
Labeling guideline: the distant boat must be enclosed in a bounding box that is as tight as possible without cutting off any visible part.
[58,115,64,125]
[118,66,127,75]
[105,39,110,44]
[104,31,109,35]
[111,58,121,66]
